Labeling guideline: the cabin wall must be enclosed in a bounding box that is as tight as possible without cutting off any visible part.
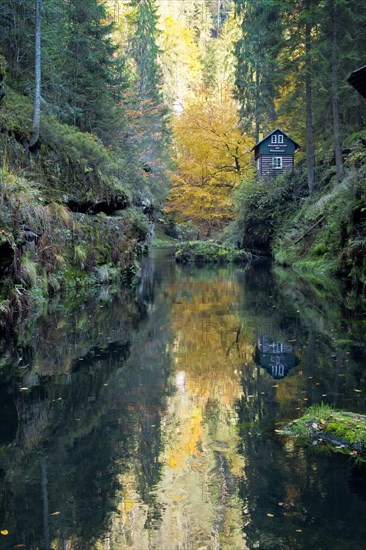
[258,155,294,176]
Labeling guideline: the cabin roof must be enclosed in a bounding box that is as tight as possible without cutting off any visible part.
[252,127,301,152]
[348,65,366,99]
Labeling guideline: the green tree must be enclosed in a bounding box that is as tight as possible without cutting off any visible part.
[0,0,34,89]
[122,0,170,200]
[234,0,282,141]
[61,0,119,139]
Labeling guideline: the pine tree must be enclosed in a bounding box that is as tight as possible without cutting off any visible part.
[61,0,118,139]
[128,0,162,100]
[123,0,170,200]
[0,0,35,89]
[233,0,282,141]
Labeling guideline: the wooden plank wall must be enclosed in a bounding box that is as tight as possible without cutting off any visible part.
[259,155,294,176]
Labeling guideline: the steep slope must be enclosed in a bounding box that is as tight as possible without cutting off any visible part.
[0,89,155,325]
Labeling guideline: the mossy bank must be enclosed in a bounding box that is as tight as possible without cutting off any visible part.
[0,89,157,327]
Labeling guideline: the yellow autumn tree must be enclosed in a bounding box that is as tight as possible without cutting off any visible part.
[166,85,253,236]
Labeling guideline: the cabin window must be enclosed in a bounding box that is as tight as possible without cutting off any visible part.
[272,157,282,169]
[271,135,277,144]
[278,134,284,144]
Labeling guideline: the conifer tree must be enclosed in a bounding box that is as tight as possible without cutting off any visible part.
[61,0,118,139]
[233,0,282,141]
[0,0,35,89]
[124,0,169,199]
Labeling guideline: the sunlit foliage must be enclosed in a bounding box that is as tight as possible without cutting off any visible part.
[166,85,253,236]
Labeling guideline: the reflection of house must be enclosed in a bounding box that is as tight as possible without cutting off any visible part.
[254,336,298,380]
[252,128,300,177]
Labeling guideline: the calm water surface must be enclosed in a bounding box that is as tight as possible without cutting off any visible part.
[1,250,366,549]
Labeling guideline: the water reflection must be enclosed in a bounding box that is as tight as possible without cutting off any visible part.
[0,252,366,549]
[255,336,298,379]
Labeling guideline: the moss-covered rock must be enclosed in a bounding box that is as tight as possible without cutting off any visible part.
[175,240,251,264]
[282,404,366,461]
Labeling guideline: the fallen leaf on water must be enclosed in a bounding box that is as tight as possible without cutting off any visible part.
[50,511,61,516]
[1,530,9,535]
[267,513,274,517]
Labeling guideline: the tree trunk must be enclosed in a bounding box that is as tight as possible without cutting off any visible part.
[217,0,222,36]
[255,68,260,143]
[40,456,50,550]
[305,3,315,195]
[0,55,6,101]
[29,0,41,148]
[331,0,344,182]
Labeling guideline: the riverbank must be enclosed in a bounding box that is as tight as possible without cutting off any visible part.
[235,132,366,288]
[0,89,156,327]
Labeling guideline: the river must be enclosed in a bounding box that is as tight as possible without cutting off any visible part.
[1,249,366,549]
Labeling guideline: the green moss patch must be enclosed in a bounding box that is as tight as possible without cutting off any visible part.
[282,404,366,460]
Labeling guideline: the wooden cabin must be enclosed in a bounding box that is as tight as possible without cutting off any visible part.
[252,128,300,177]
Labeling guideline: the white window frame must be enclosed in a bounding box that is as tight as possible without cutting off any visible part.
[271,135,277,144]
[278,134,284,144]
[272,156,282,169]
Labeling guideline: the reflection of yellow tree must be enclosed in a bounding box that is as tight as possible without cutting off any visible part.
[162,273,254,476]
[169,275,254,405]
[95,271,254,549]
[155,272,254,548]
